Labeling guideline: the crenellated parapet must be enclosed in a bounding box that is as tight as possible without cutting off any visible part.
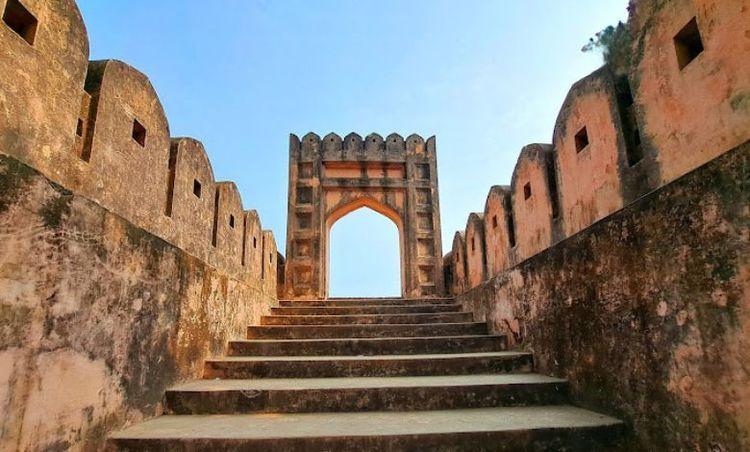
[445,0,750,294]
[0,0,277,288]
[284,131,443,299]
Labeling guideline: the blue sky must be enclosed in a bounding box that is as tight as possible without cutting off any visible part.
[77,0,628,296]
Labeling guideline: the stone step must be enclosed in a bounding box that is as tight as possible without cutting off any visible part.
[279,297,455,307]
[165,374,568,414]
[109,406,624,451]
[228,335,507,356]
[247,322,488,339]
[203,352,533,379]
[260,312,473,326]
[271,304,462,315]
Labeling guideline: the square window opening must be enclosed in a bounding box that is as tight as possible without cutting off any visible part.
[674,17,704,71]
[132,119,146,147]
[3,0,38,46]
[193,179,202,198]
[523,183,532,200]
[574,127,589,152]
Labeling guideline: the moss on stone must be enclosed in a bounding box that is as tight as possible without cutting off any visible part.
[730,91,750,113]
[0,304,32,349]
[0,154,36,215]
[38,184,73,229]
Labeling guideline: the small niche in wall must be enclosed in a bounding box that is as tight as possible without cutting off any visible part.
[674,17,704,71]
[416,163,430,180]
[229,214,235,229]
[492,215,498,228]
[523,183,532,200]
[3,0,38,46]
[471,237,476,252]
[298,162,314,179]
[507,212,517,248]
[416,212,434,230]
[296,186,312,205]
[132,119,146,147]
[241,215,248,266]
[296,212,312,230]
[575,127,589,153]
[253,237,257,248]
[417,238,434,257]
[193,179,202,198]
[76,119,84,137]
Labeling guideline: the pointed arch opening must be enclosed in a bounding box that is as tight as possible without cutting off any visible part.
[325,198,405,298]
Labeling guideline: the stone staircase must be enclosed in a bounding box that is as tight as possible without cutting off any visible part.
[109,297,623,450]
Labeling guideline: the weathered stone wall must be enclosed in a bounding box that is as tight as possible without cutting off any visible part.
[457,143,749,450]
[0,0,278,286]
[630,0,750,184]
[464,213,486,289]
[0,154,275,451]
[447,0,750,292]
[449,232,468,295]
[0,1,278,449]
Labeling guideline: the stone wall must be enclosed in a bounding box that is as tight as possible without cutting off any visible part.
[447,0,750,290]
[0,154,275,451]
[0,0,278,450]
[457,142,749,450]
[0,0,278,284]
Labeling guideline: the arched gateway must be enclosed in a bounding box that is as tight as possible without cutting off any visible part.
[283,132,445,300]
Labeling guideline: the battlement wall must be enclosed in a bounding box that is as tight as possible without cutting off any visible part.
[0,0,277,288]
[294,132,435,164]
[447,0,750,292]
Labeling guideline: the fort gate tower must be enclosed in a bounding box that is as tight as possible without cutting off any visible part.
[282,132,444,300]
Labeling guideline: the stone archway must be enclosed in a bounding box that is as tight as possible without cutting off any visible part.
[283,132,444,300]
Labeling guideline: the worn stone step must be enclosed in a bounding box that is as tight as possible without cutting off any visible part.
[228,335,507,356]
[261,312,473,326]
[279,297,455,307]
[203,352,533,379]
[247,322,488,339]
[108,406,624,451]
[271,304,462,315]
[166,374,568,414]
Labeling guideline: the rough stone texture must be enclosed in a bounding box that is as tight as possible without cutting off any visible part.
[457,142,750,450]
[510,144,561,259]
[464,213,486,288]
[165,138,215,264]
[81,59,172,234]
[630,0,750,184]
[108,406,623,451]
[283,132,444,299]
[450,231,469,295]
[552,68,651,238]
[0,0,278,286]
[482,185,515,275]
[0,154,274,451]
[0,0,89,182]
[446,0,749,292]
[164,374,569,414]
